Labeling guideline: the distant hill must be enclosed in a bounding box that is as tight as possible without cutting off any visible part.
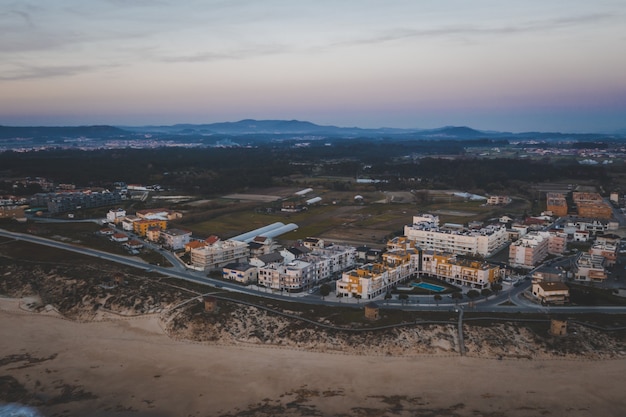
[1,120,624,143]
[121,119,419,137]
[0,125,128,140]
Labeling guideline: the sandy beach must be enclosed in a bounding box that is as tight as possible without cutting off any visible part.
[1,297,626,417]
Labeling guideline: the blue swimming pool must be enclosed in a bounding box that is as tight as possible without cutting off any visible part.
[410,282,446,292]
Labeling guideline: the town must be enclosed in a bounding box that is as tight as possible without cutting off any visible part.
[3,175,626,311]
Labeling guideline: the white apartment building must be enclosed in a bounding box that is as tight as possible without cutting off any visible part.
[508,231,549,268]
[160,228,192,251]
[121,215,140,231]
[589,242,618,267]
[309,244,357,276]
[258,260,314,291]
[190,239,249,270]
[106,208,126,224]
[573,252,607,282]
[404,214,508,257]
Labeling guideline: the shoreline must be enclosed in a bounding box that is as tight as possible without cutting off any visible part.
[2,297,626,416]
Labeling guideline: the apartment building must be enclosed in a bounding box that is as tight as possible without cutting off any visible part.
[106,208,126,224]
[420,250,500,289]
[309,243,357,276]
[572,192,613,219]
[159,228,192,251]
[133,219,167,237]
[336,237,419,299]
[589,242,618,267]
[547,231,567,255]
[336,261,415,299]
[404,214,508,257]
[31,190,123,214]
[546,193,568,217]
[257,260,314,291]
[508,231,549,268]
[190,239,249,270]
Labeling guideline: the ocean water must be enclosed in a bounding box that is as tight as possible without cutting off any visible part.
[0,404,43,417]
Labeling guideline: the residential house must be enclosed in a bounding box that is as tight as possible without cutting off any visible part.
[532,281,570,305]
[121,215,140,231]
[573,252,607,282]
[222,262,258,284]
[106,208,126,224]
[487,195,511,205]
[135,208,182,221]
[111,233,129,243]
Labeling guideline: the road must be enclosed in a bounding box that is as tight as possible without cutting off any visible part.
[2,227,626,314]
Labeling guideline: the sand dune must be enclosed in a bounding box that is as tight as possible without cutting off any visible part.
[1,297,626,417]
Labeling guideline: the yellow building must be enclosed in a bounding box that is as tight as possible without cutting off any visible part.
[133,219,167,237]
[421,250,500,289]
[336,262,415,299]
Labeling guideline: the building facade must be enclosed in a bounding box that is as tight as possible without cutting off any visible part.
[257,260,314,292]
[159,228,192,251]
[420,250,500,289]
[190,240,250,270]
[404,214,508,257]
[508,231,549,268]
[222,262,258,284]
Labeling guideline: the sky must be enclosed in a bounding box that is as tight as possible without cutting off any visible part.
[1,0,625,133]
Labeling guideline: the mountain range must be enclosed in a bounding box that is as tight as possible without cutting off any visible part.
[1,119,624,141]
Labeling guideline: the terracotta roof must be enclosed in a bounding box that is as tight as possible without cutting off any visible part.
[206,235,220,244]
[186,240,207,249]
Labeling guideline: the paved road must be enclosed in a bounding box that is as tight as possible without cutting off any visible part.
[2,227,626,314]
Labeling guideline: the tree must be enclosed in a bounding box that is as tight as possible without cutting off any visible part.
[398,293,409,305]
[451,292,463,305]
[434,294,442,306]
[319,284,331,299]
[467,289,480,300]
[384,291,392,305]
[491,283,502,294]
[481,288,493,299]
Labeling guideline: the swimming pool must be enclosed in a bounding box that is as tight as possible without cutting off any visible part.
[410,282,446,292]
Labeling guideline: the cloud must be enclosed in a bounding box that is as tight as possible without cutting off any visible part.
[158,44,292,63]
[8,9,35,28]
[0,64,106,81]
[332,12,618,47]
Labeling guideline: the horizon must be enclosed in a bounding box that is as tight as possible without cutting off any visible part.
[1,1,625,133]
[0,118,624,135]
